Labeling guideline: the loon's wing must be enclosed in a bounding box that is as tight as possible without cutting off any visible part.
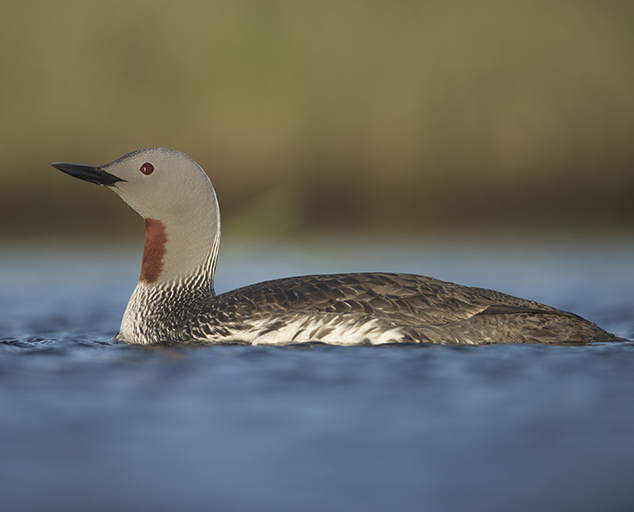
[187,272,619,345]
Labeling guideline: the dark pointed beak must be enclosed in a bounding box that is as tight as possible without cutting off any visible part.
[50,162,126,187]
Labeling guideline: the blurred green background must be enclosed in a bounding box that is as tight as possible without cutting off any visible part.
[1,0,633,239]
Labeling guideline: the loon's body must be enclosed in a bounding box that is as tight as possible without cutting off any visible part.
[51,148,620,346]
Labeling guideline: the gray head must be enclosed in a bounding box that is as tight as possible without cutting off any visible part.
[51,148,217,223]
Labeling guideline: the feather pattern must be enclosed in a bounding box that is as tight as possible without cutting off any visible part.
[119,272,617,345]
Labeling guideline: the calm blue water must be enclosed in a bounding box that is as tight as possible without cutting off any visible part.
[1,235,634,512]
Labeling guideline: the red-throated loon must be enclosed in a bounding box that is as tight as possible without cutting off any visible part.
[51,148,622,346]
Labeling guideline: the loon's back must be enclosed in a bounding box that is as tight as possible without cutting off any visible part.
[190,273,618,345]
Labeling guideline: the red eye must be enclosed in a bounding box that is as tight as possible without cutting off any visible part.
[140,163,154,175]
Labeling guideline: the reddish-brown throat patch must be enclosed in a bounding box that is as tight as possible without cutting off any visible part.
[140,218,167,283]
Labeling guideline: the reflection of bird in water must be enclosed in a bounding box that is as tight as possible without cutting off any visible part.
[52,148,623,346]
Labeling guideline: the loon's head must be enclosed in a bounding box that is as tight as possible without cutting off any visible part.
[51,147,217,223]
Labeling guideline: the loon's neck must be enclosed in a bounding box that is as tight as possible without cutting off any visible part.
[118,203,221,344]
[140,210,220,286]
